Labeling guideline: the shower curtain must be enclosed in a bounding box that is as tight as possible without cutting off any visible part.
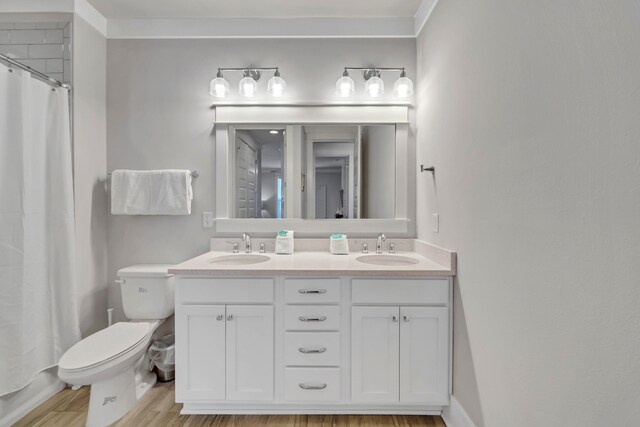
[0,64,80,395]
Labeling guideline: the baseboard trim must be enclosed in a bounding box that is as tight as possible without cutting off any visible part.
[0,375,65,427]
[442,396,476,427]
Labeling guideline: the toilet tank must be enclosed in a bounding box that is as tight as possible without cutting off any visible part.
[117,264,175,320]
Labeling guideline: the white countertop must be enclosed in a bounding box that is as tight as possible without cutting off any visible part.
[169,250,454,277]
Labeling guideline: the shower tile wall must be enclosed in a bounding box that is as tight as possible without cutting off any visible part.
[0,22,71,84]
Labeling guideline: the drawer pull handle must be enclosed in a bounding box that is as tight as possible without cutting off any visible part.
[298,316,327,322]
[299,347,327,354]
[298,289,327,294]
[299,383,327,390]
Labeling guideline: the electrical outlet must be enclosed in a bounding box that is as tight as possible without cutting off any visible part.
[432,213,439,233]
[202,212,214,228]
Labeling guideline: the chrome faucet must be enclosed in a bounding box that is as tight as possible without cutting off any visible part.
[376,234,386,254]
[241,233,252,253]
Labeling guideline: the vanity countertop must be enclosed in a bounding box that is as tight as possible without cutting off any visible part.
[169,250,454,277]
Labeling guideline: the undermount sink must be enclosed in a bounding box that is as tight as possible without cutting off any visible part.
[355,254,419,266]
[209,254,270,266]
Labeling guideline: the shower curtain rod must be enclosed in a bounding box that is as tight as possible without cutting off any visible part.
[0,53,71,90]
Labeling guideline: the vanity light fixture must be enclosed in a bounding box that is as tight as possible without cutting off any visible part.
[267,69,286,97]
[336,68,356,97]
[364,70,384,97]
[209,70,230,98]
[393,69,414,98]
[269,130,279,134]
[337,67,413,98]
[210,67,286,98]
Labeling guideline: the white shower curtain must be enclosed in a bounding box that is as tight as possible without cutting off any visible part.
[0,64,80,395]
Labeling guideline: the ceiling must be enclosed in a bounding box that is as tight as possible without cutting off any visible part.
[85,0,424,19]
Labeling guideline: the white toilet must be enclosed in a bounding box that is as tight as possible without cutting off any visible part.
[58,265,175,427]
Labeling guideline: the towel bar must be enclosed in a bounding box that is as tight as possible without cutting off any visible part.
[107,170,199,178]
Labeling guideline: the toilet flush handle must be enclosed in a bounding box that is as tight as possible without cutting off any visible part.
[114,279,125,285]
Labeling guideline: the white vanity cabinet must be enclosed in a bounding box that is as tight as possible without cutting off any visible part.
[351,306,449,404]
[175,275,451,415]
[175,278,274,403]
[351,278,450,406]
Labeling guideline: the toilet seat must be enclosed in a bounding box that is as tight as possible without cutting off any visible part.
[59,322,152,372]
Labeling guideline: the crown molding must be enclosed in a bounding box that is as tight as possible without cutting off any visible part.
[74,0,106,36]
[0,0,106,36]
[1,0,436,39]
[415,0,438,36]
[0,0,73,14]
[106,17,416,39]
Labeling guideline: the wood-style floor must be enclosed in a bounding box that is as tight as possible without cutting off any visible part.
[15,381,446,426]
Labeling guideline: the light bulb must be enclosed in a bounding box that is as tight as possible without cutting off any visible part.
[335,70,355,97]
[268,69,286,97]
[239,75,257,97]
[365,76,384,97]
[393,71,413,98]
[209,71,230,98]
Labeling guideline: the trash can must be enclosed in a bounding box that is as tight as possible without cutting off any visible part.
[148,334,175,382]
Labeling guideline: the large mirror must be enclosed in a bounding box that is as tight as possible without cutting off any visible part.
[234,128,285,218]
[230,125,396,220]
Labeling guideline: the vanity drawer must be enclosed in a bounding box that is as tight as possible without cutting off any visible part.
[285,332,341,366]
[285,306,341,331]
[284,279,341,304]
[176,278,274,304]
[284,368,341,402]
[351,278,449,305]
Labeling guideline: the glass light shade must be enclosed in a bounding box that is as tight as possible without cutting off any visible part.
[393,76,414,98]
[268,75,287,97]
[209,76,230,97]
[365,76,384,97]
[336,75,355,97]
[239,76,257,97]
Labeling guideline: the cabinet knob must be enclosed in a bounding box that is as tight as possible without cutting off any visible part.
[216,314,224,321]
[227,314,233,321]
[403,315,409,322]
[392,315,398,322]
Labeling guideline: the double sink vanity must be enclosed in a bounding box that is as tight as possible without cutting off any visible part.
[169,237,456,415]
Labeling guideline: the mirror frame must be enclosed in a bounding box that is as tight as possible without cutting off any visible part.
[213,106,412,236]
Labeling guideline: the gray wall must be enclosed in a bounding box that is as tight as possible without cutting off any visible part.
[73,14,108,337]
[416,1,640,426]
[362,125,395,218]
[107,38,416,316]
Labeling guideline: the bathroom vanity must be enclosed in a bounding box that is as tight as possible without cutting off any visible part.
[170,239,455,415]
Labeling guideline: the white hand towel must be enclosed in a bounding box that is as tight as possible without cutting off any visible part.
[111,169,193,215]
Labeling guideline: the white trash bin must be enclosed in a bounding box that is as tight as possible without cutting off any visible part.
[148,334,175,382]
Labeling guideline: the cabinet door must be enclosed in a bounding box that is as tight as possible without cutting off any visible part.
[175,305,226,401]
[225,305,274,401]
[400,307,449,404]
[351,306,400,403]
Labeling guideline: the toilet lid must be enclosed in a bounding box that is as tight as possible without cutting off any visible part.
[59,322,151,371]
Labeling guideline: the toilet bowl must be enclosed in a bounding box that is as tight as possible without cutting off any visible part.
[58,265,175,427]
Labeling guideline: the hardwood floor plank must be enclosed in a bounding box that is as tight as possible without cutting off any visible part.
[12,387,80,427]
[16,380,445,427]
[31,410,87,427]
